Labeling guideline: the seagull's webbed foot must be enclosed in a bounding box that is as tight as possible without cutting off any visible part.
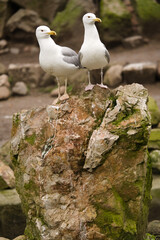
[85,84,95,91]
[97,83,108,89]
[60,93,69,101]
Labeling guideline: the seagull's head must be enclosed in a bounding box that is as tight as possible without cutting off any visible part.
[82,13,102,25]
[36,25,57,40]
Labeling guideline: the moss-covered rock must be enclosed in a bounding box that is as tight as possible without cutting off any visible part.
[11,84,151,240]
[148,129,160,150]
[135,0,160,34]
[148,96,160,126]
[100,0,132,45]
[150,150,160,173]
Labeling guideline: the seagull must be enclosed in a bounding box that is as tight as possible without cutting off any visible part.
[78,13,110,91]
[36,25,79,103]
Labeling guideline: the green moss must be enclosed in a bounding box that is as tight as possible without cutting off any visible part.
[93,189,137,239]
[12,113,20,136]
[148,129,160,149]
[25,132,36,145]
[136,0,160,21]
[50,0,82,34]
[100,0,132,37]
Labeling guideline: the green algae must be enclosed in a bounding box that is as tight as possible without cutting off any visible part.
[50,0,82,34]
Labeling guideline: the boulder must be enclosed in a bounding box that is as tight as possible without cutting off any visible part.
[0,189,26,239]
[148,96,160,126]
[6,9,46,42]
[122,35,148,48]
[123,62,157,84]
[0,160,15,190]
[150,150,160,173]
[0,0,8,38]
[11,84,151,240]
[148,128,160,150]
[0,238,10,240]
[10,0,67,23]
[12,82,28,96]
[8,63,46,88]
[148,220,160,236]
[104,64,123,87]
[0,86,11,100]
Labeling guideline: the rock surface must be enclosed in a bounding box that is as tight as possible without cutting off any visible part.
[122,35,147,48]
[148,129,160,150]
[148,96,160,126]
[11,84,151,240]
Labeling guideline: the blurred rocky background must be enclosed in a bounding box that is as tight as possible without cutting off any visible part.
[0,0,160,239]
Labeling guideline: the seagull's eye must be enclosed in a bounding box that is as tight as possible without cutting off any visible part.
[88,16,91,18]
[41,30,44,32]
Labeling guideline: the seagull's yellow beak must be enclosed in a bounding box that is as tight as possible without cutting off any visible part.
[47,31,57,36]
[94,18,102,23]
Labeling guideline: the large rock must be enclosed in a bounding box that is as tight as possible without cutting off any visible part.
[150,150,160,173]
[0,141,11,167]
[0,189,26,239]
[11,84,151,240]
[0,86,11,100]
[123,62,157,84]
[122,35,147,48]
[6,9,45,42]
[8,63,48,88]
[10,0,67,23]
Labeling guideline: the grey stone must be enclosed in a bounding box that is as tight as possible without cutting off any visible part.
[10,47,20,55]
[0,237,10,240]
[13,236,26,240]
[148,96,160,126]
[0,86,11,100]
[51,86,65,97]
[0,141,11,167]
[122,35,147,48]
[148,129,160,150]
[104,65,123,87]
[123,62,157,84]
[12,82,28,96]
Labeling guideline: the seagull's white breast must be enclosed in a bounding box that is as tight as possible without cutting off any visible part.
[80,41,107,70]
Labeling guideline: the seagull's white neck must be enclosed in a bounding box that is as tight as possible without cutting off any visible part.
[84,24,100,42]
[37,37,56,52]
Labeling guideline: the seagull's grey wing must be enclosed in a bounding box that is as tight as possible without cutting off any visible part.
[105,49,110,63]
[78,52,83,68]
[103,44,110,63]
[61,47,79,67]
